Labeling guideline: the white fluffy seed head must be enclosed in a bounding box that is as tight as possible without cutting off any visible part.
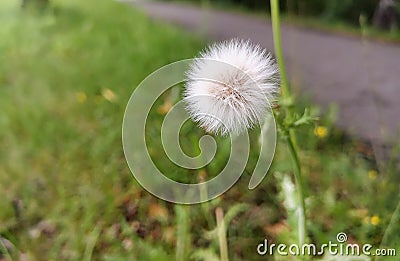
[184,38,279,136]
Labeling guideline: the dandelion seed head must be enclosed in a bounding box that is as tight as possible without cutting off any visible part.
[184,39,279,135]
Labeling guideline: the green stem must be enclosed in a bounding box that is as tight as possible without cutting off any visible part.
[216,207,229,261]
[270,0,290,99]
[270,0,306,246]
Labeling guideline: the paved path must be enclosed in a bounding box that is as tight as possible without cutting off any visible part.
[135,1,400,144]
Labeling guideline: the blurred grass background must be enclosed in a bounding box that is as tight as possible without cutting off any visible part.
[0,0,201,259]
[0,0,399,260]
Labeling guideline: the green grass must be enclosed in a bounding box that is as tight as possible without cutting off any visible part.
[1,0,399,260]
[0,0,202,259]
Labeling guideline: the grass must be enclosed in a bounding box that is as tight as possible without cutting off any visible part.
[0,0,202,259]
[0,0,399,260]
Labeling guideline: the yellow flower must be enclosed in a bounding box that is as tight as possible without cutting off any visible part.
[370,215,380,226]
[314,126,328,138]
[102,88,118,103]
[368,170,378,180]
[75,92,87,103]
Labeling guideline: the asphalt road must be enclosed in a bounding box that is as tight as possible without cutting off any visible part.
[134,1,400,145]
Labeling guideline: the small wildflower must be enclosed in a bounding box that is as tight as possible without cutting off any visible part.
[370,215,380,226]
[368,170,378,180]
[75,92,87,103]
[102,88,118,102]
[184,38,279,135]
[314,126,328,138]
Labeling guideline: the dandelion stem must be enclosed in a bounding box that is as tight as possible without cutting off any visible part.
[270,0,307,246]
[270,0,290,98]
